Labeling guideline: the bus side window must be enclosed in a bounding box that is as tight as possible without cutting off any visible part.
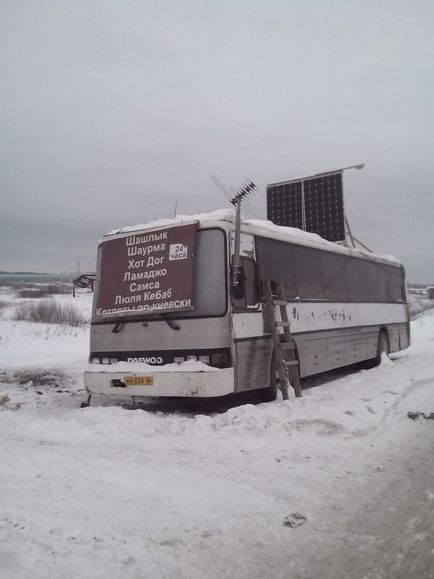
[232,257,260,309]
[293,245,324,299]
[255,237,296,299]
[322,252,348,302]
[385,264,405,302]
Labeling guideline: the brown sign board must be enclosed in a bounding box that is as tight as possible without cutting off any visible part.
[95,222,198,318]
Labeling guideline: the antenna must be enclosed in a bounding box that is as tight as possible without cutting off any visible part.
[230,180,256,206]
[210,175,258,287]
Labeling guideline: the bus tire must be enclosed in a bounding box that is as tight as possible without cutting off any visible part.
[258,355,278,402]
[374,330,390,366]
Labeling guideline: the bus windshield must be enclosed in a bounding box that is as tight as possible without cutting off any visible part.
[92,228,227,322]
[170,228,227,318]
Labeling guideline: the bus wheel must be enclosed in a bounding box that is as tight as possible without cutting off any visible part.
[374,330,390,366]
[258,355,278,402]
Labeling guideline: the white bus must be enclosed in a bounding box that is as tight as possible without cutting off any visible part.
[84,210,410,403]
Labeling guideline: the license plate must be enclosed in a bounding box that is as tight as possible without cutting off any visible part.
[123,376,154,386]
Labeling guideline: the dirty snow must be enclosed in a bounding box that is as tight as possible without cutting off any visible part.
[1,287,433,578]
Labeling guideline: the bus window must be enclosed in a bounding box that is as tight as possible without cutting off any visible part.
[366,261,388,302]
[321,251,348,302]
[92,228,227,321]
[346,258,371,301]
[232,257,259,309]
[385,264,405,302]
[255,237,297,299]
[293,246,324,299]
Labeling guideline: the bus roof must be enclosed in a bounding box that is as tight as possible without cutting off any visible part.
[106,209,402,267]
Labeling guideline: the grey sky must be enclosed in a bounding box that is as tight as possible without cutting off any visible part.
[1,0,433,281]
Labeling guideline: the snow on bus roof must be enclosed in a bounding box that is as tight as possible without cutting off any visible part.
[242,218,401,265]
[106,209,235,235]
[107,209,401,266]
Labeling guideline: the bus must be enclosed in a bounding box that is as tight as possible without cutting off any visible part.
[84,209,410,403]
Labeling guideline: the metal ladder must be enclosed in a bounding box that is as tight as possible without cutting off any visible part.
[263,279,302,400]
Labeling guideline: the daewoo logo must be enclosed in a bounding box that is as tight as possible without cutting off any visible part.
[127,356,163,364]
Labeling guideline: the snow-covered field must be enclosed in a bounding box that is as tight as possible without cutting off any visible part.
[1,286,433,578]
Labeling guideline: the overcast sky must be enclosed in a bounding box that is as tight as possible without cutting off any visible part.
[1,0,433,281]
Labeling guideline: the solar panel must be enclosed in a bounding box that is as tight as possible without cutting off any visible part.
[304,173,344,241]
[266,172,345,242]
[266,181,303,229]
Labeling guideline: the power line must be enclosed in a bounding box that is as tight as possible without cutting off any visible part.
[210,176,232,202]
[242,206,265,220]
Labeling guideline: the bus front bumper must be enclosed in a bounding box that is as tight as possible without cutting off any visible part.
[84,362,234,398]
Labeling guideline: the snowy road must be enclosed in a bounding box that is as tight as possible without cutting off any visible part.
[289,383,434,579]
[1,307,434,578]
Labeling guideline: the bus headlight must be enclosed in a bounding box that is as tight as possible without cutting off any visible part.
[174,356,185,364]
[198,355,210,364]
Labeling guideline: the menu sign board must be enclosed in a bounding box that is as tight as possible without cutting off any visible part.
[95,223,198,318]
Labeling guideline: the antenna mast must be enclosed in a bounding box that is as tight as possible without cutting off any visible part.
[230,180,257,288]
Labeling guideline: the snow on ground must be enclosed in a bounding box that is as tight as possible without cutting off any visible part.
[0,286,434,578]
[408,293,434,318]
[0,286,91,391]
